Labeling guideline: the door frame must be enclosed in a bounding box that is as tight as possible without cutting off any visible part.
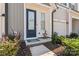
[24,8,37,40]
[26,9,36,38]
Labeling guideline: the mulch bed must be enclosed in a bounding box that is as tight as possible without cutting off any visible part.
[16,41,32,56]
[43,42,65,56]
[43,42,61,50]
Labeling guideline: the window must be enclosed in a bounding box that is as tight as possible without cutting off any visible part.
[69,3,78,10]
[60,3,67,6]
[41,13,45,31]
[69,3,74,10]
[42,3,50,6]
[28,11,35,30]
[62,3,67,6]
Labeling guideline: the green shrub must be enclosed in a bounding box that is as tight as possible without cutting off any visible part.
[59,35,65,40]
[62,38,79,55]
[0,40,20,56]
[8,34,15,41]
[63,46,77,56]
[76,37,79,39]
[66,35,70,38]
[51,32,62,44]
[70,33,78,38]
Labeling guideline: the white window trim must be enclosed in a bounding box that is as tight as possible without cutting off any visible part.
[41,13,45,31]
[54,19,66,23]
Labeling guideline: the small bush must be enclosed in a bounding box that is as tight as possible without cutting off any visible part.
[59,35,65,40]
[0,33,20,56]
[51,32,62,44]
[8,34,15,41]
[66,35,70,38]
[0,40,20,56]
[62,38,79,55]
[70,33,78,38]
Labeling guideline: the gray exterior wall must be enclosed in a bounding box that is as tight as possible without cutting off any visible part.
[8,3,24,40]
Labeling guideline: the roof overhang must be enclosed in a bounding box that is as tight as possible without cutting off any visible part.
[36,3,57,13]
[25,3,57,13]
[56,4,79,19]
[70,10,79,19]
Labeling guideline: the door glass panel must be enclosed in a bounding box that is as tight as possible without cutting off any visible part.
[28,11,35,30]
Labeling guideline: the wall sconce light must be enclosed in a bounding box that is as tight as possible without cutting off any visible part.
[1,14,5,16]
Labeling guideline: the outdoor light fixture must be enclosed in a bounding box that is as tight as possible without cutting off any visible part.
[1,14,5,16]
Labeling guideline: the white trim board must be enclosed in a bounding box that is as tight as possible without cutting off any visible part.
[37,3,51,8]
[72,15,79,20]
[24,5,26,41]
[54,19,66,22]
[26,37,38,40]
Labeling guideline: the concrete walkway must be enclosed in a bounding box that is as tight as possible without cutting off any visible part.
[30,45,56,56]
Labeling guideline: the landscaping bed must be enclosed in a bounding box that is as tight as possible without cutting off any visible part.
[0,40,20,56]
[16,41,31,56]
[62,38,79,56]
[0,33,21,56]
[51,32,79,56]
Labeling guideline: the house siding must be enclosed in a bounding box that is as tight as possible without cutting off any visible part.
[8,3,24,40]
[0,3,5,38]
[53,7,67,35]
[54,7,67,21]
[72,19,79,34]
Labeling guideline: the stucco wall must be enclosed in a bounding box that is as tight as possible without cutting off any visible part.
[8,3,24,40]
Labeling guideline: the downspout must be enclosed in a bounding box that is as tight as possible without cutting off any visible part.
[52,3,58,36]
[5,3,8,35]
[52,10,56,36]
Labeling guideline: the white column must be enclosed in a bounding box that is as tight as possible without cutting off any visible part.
[68,11,72,35]
[77,4,79,11]
[49,11,52,37]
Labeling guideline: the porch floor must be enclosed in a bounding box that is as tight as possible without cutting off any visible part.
[26,38,51,45]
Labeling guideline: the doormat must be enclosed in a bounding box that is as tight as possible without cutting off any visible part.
[27,39,40,42]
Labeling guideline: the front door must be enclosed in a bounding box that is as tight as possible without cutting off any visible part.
[26,9,36,38]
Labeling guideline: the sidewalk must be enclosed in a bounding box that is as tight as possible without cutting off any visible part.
[30,45,56,56]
